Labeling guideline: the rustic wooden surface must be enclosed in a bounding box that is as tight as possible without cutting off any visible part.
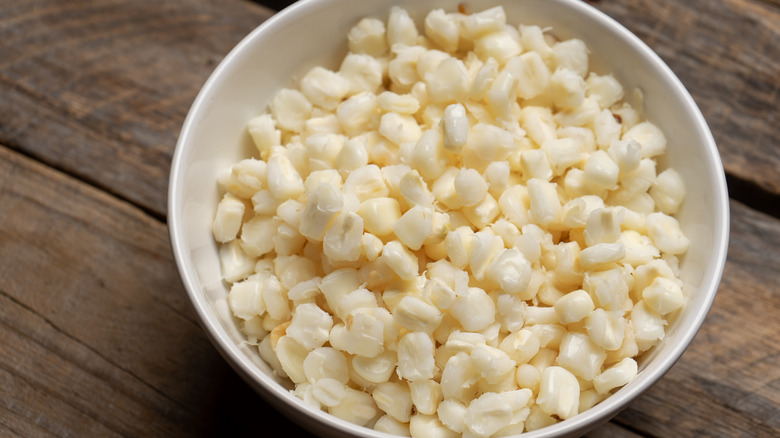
[0,0,777,437]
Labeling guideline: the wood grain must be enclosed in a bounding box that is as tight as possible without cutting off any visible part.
[0,0,274,218]
[585,422,645,438]
[0,145,315,437]
[2,137,777,437]
[0,0,778,437]
[589,0,780,198]
[0,0,777,224]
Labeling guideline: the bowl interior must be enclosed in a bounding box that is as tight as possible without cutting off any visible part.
[169,0,729,436]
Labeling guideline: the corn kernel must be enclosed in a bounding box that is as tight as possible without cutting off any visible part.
[357,197,401,237]
[331,312,385,357]
[474,31,522,66]
[411,129,447,181]
[381,112,423,147]
[374,416,410,436]
[650,168,686,215]
[441,103,469,153]
[238,216,279,260]
[410,414,459,438]
[352,349,397,384]
[593,357,637,394]
[441,352,479,402]
[397,332,436,381]
[583,268,631,312]
[451,287,496,332]
[586,308,626,351]
[335,139,369,177]
[431,167,461,210]
[299,183,343,241]
[556,332,606,381]
[213,193,246,243]
[410,379,443,416]
[266,154,305,201]
[550,68,586,109]
[452,168,488,207]
[485,248,532,295]
[552,38,589,78]
[642,276,684,315]
[348,17,388,57]
[469,229,505,281]
[520,107,555,149]
[229,276,267,320]
[623,121,667,158]
[463,6,506,37]
[340,53,383,97]
[387,6,419,46]
[389,45,426,89]
[424,9,459,53]
[515,363,541,394]
[323,211,364,262]
[303,168,342,195]
[465,392,514,437]
[337,92,378,136]
[381,240,419,281]
[505,51,551,100]
[537,366,580,420]
[378,91,420,114]
[527,178,561,227]
[329,387,378,426]
[275,335,309,384]
[427,57,471,104]
[373,382,413,423]
[303,347,349,384]
[464,123,516,169]
[519,24,552,59]
[343,164,389,202]
[579,242,625,270]
[554,290,595,325]
[311,378,346,408]
[630,301,666,352]
[586,73,624,109]
[593,109,622,148]
[584,149,619,191]
[270,88,312,133]
[646,212,690,255]
[470,58,499,101]
[247,114,281,157]
[394,296,443,333]
[300,66,350,111]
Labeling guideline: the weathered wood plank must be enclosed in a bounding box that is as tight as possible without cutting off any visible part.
[1,0,777,222]
[589,0,780,198]
[0,0,778,436]
[610,199,780,437]
[0,145,314,437]
[8,129,777,437]
[585,421,646,438]
[0,0,274,218]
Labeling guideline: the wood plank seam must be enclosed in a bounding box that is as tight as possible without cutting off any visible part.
[0,72,171,219]
[610,418,658,438]
[726,173,780,219]
[595,420,655,438]
[0,141,167,226]
[0,288,200,422]
[0,364,123,437]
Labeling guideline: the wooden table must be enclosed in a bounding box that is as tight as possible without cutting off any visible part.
[0,0,777,436]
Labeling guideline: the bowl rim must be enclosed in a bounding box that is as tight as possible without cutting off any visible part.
[168,0,730,436]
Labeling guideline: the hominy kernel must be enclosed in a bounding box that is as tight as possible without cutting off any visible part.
[215,5,689,436]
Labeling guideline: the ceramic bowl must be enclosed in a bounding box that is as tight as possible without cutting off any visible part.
[168,0,729,436]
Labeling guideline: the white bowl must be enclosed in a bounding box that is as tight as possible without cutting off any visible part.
[168,0,729,436]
